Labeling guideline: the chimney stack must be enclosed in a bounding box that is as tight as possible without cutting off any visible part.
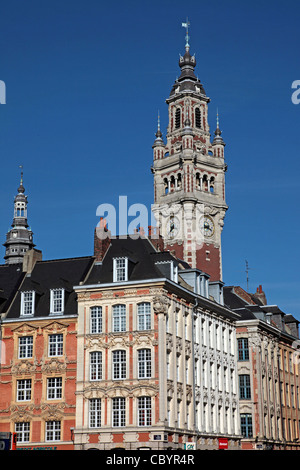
[94,218,111,262]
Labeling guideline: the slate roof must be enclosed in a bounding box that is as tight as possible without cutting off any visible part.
[0,263,25,314]
[84,237,181,285]
[5,256,94,320]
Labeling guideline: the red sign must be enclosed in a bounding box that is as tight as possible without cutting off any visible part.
[219,438,228,450]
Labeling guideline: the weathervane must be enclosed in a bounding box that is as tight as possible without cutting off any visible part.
[19,164,23,185]
[182,18,190,50]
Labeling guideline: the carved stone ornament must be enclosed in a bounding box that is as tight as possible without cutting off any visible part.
[41,357,67,373]
[152,295,170,315]
[11,359,37,375]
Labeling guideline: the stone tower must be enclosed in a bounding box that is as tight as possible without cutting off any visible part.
[3,169,35,264]
[152,23,228,281]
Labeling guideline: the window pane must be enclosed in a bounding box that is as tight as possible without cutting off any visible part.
[137,303,151,331]
[113,305,126,332]
[90,307,102,334]
[138,397,151,426]
[90,351,102,381]
[89,399,101,428]
[112,397,125,427]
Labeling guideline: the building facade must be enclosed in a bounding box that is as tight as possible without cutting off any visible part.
[224,285,300,450]
[73,229,241,450]
[0,250,93,449]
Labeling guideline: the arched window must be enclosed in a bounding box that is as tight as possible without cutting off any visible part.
[203,175,208,191]
[90,306,102,334]
[112,350,126,379]
[164,178,169,195]
[138,349,152,378]
[112,304,126,332]
[175,108,181,129]
[195,173,201,190]
[177,173,182,189]
[195,107,201,128]
[210,177,215,193]
[137,302,151,330]
[90,351,102,381]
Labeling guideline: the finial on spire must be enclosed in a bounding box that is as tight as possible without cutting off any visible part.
[216,108,220,129]
[19,165,23,185]
[182,18,190,50]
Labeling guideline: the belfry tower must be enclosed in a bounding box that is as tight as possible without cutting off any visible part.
[3,169,35,264]
[152,22,228,281]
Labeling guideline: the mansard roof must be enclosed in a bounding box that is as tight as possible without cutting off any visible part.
[84,236,180,285]
[0,263,25,314]
[5,256,94,320]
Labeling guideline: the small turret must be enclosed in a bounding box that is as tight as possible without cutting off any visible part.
[212,111,225,158]
[152,112,165,160]
[3,167,35,264]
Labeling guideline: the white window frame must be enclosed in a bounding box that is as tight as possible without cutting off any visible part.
[45,421,61,441]
[47,377,62,400]
[15,422,30,443]
[138,396,152,426]
[113,257,128,282]
[112,350,126,380]
[17,379,32,401]
[89,398,101,428]
[48,333,63,357]
[50,288,65,314]
[112,397,126,427]
[18,336,33,359]
[20,291,35,316]
[112,304,126,332]
[90,351,102,381]
[90,306,102,334]
[138,349,152,379]
[137,302,151,331]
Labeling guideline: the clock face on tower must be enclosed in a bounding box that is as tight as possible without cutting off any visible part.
[166,216,180,239]
[199,215,215,238]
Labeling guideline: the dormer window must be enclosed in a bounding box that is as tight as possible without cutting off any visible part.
[113,257,128,282]
[20,291,35,316]
[50,288,65,314]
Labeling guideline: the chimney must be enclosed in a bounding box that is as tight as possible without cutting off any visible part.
[22,248,42,274]
[253,285,267,305]
[94,218,111,262]
[148,225,164,252]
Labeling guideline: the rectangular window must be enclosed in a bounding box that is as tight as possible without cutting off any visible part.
[45,421,61,441]
[20,291,35,316]
[19,336,33,359]
[113,304,126,332]
[138,396,152,426]
[113,350,126,379]
[238,338,249,361]
[50,289,64,314]
[89,398,101,428]
[90,306,102,334]
[47,377,62,400]
[138,349,151,378]
[113,258,128,282]
[90,351,102,381]
[137,302,151,330]
[112,397,125,427]
[240,414,253,438]
[17,379,31,401]
[48,334,63,357]
[15,422,30,443]
[239,375,251,399]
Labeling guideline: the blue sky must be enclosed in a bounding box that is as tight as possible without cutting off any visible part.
[0,0,299,318]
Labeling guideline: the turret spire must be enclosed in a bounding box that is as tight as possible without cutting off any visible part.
[182,18,190,51]
[3,168,35,264]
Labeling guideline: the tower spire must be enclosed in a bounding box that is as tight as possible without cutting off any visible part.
[3,168,35,264]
